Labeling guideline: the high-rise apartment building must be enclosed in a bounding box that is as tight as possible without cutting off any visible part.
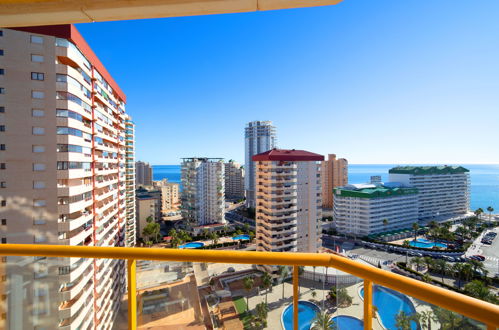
[244,121,277,209]
[334,183,419,236]
[321,154,348,210]
[389,166,470,221]
[254,149,324,256]
[0,25,132,329]
[154,178,180,213]
[125,116,136,246]
[224,160,244,201]
[181,158,225,227]
[135,160,153,186]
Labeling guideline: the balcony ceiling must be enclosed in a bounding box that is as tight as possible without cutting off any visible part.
[0,0,343,27]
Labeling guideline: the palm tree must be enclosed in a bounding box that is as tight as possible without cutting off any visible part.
[474,208,484,222]
[311,289,317,300]
[383,218,389,232]
[418,310,437,330]
[421,273,432,283]
[461,263,473,283]
[210,231,219,246]
[412,222,420,241]
[278,265,289,300]
[423,256,434,272]
[411,256,423,272]
[202,228,209,239]
[451,263,464,288]
[395,311,412,330]
[243,276,254,311]
[434,259,448,282]
[261,272,272,304]
[468,259,485,276]
[487,206,494,223]
[336,288,352,307]
[311,310,335,330]
[254,302,269,327]
[464,280,498,303]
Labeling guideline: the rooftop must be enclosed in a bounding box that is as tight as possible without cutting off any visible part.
[335,183,418,199]
[252,148,324,162]
[389,165,470,175]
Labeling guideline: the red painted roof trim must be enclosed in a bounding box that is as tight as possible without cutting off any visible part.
[252,149,324,161]
[12,24,126,103]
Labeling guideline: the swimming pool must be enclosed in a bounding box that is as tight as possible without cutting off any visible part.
[331,315,363,330]
[281,301,320,330]
[360,285,417,330]
[179,242,204,249]
[232,234,250,240]
[409,238,447,249]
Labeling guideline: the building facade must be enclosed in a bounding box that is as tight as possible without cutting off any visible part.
[389,166,470,221]
[0,25,132,329]
[244,121,277,208]
[334,183,419,236]
[136,188,162,241]
[254,149,324,256]
[125,116,136,246]
[135,160,153,186]
[181,158,225,227]
[154,178,180,213]
[224,160,244,201]
[321,154,348,210]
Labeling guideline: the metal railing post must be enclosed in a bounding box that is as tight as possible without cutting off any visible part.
[127,259,137,330]
[364,280,373,330]
[293,265,299,330]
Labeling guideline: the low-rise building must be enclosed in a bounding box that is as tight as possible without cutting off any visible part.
[333,183,419,236]
[136,187,162,239]
[154,179,180,213]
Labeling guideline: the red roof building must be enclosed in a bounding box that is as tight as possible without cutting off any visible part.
[252,148,324,162]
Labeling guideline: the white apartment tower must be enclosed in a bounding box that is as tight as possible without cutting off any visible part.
[125,116,136,246]
[0,25,132,329]
[389,166,470,221]
[135,160,153,186]
[254,149,324,255]
[244,121,277,208]
[181,158,225,227]
[334,183,419,236]
[224,160,244,201]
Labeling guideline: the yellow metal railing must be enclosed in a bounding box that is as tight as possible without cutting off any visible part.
[0,244,498,330]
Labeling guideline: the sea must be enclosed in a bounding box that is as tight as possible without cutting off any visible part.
[152,164,499,211]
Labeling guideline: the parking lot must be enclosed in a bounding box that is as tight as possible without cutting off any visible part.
[477,227,499,276]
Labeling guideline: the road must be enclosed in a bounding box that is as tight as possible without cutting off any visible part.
[474,227,499,276]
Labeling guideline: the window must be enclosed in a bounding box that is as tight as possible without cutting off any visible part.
[32,109,45,117]
[34,236,47,243]
[0,201,5,207]
[56,109,82,121]
[0,31,3,37]
[30,35,43,44]
[0,144,4,151]
[33,145,45,153]
[0,69,4,75]
[33,200,46,207]
[31,54,43,62]
[0,126,4,132]
[56,126,82,137]
[33,218,46,225]
[0,107,4,113]
[33,163,45,171]
[0,164,4,170]
[0,88,4,94]
[0,50,3,56]
[32,91,44,99]
[1,238,5,244]
[32,127,45,135]
[33,181,45,189]
[1,219,5,225]
[31,72,44,81]
[0,182,5,188]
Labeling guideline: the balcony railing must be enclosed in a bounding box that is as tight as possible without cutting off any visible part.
[0,244,497,330]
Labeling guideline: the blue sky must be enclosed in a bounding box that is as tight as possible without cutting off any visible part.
[76,0,499,165]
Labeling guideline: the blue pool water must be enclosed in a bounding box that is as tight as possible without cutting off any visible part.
[282,301,320,330]
[331,316,363,330]
[232,234,250,240]
[179,242,204,249]
[409,238,447,249]
[361,286,417,330]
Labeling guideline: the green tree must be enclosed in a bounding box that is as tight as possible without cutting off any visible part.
[243,276,254,311]
[434,259,448,282]
[142,222,160,246]
[244,223,250,233]
[402,240,410,248]
[253,302,269,328]
[278,266,289,300]
[209,231,219,246]
[311,310,336,330]
[383,218,389,232]
[202,228,209,239]
[451,263,464,288]
[261,272,272,304]
[464,280,498,303]
[418,310,437,330]
[487,206,494,223]
[311,289,317,300]
[412,222,420,241]
[411,256,423,272]
[336,288,352,307]
[423,256,434,272]
[468,259,485,276]
[474,208,484,222]
[395,311,412,330]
